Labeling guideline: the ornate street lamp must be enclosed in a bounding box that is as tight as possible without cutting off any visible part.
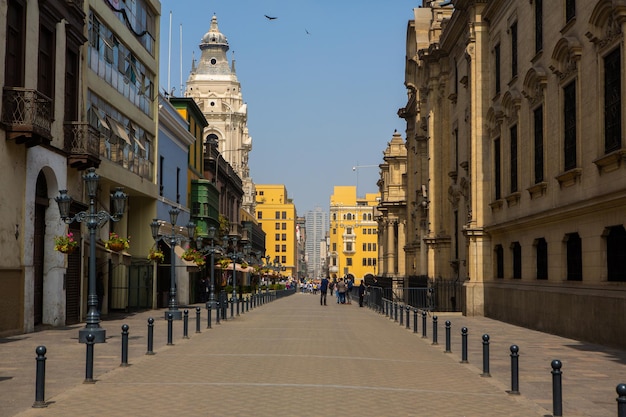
[196,226,223,310]
[150,206,195,320]
[56,168,127,343]
[224,235,251,315]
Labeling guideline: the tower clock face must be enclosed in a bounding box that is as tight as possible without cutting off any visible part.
[210,58,217,65]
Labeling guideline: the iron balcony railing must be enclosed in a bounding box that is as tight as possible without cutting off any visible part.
[1,87,53,143]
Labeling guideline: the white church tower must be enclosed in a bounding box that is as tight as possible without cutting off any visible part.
[185,15,255,214]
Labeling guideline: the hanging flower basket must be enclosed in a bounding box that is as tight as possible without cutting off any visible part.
[54,232,79,254]
[182,248,198,261]
[148,248,165,263]
[105,232,130,252]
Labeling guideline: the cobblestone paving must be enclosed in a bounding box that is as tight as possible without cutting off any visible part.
[1,294,624,417]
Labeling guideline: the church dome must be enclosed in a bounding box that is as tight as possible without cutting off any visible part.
[200,15,229,51]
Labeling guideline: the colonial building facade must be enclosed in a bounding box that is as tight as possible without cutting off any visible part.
[329,186,380,282]
[403,0,626,347]
[0,0,163,336]
[377,130,408,279]
[184,15,256,217]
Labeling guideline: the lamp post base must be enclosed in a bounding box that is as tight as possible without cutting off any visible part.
[165,309,182,320]
[78,327,106,344]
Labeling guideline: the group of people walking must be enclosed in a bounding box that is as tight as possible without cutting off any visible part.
[318,275,366,307]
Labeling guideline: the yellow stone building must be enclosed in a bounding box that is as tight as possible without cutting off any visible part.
[254,185,298,279]
[329,186,380,283]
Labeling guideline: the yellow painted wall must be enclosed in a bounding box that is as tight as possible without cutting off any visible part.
[329,186,379,282]
[255,184,297,279]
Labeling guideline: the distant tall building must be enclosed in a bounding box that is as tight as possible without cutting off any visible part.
[304,208,329,279]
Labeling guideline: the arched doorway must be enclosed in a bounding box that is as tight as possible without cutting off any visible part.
[33,173,47,325]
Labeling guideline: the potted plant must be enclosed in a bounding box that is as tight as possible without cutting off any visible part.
[105,232,130,252]
[147,247,165,263]
[54,232,79,254]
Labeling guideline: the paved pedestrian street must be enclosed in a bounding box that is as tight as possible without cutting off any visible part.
[2,292,625,417]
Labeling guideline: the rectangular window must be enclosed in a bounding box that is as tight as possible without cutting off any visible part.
[534,106,544,183]
[275,211,280,220]
[494,138,502,200]
[275,245,280,252]
[332,228,336,235]
[510,125,518,193]
[332,243,336,251]
[495,245,504,279]
[566,233,582,281]
[511,22,518,79]
[281,223,286,230]
[282,233,287,241]
[565,0,576,23]
[536,238,548,280]
[346,258,352,266]
[281,245,286,252]
[604,48,621,154]
[512,242,521,279]
[346,242,352,252]
[38,24,55,99]
[362,258,367,266]
[363,243,367,251]
[275,223,280,230]
[535,0,543,54]
[257,211,262,219]
[281,256,286,264]
[494,43,501,94]
[282,211,287,219]
[275,233,280,241]
[5,0,26,87]
[563,82,577,170]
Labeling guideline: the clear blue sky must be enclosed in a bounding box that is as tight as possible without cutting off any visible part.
[159,1,412,214]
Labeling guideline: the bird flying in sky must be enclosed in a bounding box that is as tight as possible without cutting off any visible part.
[264,15,277,20]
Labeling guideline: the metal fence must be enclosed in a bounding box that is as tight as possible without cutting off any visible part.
[363,277,463,312]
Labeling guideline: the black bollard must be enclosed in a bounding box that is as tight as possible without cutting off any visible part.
[32,346,47,408]
[120,324,129,367]
[421,311,428,339]
[146,317,155,355]
[183,309,189,339]
[444,320,451,353]
[230,297,234,318]
[236,296,240,316]
[394,302,398,322]
[481,334,491,377]
[216,301,220,324]
[196,307,201,333]
[509,345,520,394]
[84,333,95,383]
[460,327,468,363]
[167,313,174,346]
[207,303,212,329]
[551,359,563,417]
[432,316,438,345]
[406,306,410,329]
[617,383,626,417]
[399,304,404,326]
[413,309,418,334]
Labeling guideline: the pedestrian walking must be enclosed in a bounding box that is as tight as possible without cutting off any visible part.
[320,276,329,306]
[358,280,366,307]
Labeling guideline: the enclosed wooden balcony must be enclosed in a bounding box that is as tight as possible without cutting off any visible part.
[1,87,53,147]
[64,122,101,170]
